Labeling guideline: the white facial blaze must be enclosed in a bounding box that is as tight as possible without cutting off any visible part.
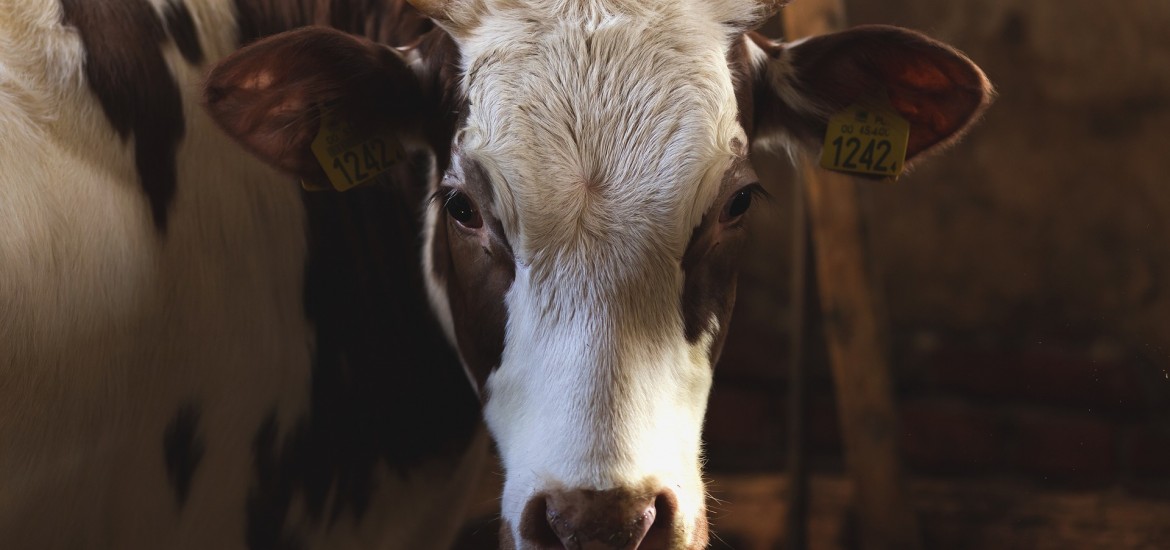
[487,264,718,537]
[441,0,751,544]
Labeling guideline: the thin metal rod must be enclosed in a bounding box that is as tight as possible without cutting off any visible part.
[786,171,810,550]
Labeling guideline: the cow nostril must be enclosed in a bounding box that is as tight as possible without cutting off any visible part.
[638,491,678,550]
[629,501,657,549]
[519,494,563,548]
[521,488,672,550]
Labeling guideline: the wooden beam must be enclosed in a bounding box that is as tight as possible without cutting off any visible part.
[781,2,922,549]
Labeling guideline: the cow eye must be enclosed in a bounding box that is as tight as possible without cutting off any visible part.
[720,185,761,223]
[444,191,483,229]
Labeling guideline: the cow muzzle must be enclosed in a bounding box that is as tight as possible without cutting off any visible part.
[518,486,683,550]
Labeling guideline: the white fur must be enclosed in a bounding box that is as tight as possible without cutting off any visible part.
[0,1,480,547]
[428,1,754,545]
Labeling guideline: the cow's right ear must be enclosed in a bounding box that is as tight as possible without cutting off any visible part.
[204,27,428,180]
[747,25,993,169]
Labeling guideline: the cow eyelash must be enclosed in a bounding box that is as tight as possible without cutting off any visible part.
[431,186,484,229]
[428,186,473,213]
[428,186,457,207]
[740,183,770,202]
[720,182,769,223]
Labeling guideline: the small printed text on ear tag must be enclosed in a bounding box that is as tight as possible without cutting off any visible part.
[309,105,404,192]
[820,101,909,179]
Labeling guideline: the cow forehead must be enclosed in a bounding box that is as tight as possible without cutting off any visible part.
[455,3,745,267]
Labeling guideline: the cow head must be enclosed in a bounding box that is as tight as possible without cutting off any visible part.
[204,1,991,548]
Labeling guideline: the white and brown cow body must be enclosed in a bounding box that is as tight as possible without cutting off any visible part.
[1,1,483,549]
[2,0,991,548]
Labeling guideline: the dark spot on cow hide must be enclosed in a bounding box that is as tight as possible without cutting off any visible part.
[60,0,202,232]
[246,414,306,550]
[164,1,205,65]
[163,403,205,509]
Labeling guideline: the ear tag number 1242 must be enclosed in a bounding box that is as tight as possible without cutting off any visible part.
[308,107,404,192]
[820,102,910,179]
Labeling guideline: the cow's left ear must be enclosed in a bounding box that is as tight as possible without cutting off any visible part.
[748,25,993,167]
[203,27,430,180]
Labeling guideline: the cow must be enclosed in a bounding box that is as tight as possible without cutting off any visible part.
[2,1,482,549]
[0,0,991,549]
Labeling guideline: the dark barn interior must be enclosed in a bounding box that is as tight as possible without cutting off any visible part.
[456,0,1170,548]
[3,0,1165,548]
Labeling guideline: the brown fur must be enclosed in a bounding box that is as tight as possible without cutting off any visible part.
[429,158,515,391]
[679,157,754,356]
[60,0,194,231]
[163,1,204,64]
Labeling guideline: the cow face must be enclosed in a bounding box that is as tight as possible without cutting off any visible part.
[423,5,761,548]
[204,1,991,548]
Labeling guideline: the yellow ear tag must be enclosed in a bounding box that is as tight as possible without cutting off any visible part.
[308,106,404,192]
[820,101,910,179]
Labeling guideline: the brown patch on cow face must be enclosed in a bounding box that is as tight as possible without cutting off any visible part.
[680,156,756,363]
[430,158,515,392]
[61,0,202,231]
[410,26,467,174]
[728,33,757,136]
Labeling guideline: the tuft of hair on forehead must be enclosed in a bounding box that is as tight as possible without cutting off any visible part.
[435,0,782,39]
[455,0,748,252]
[457,0,750,153]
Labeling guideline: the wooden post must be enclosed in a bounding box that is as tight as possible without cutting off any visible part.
[786,158,811,550]
[781,3,922,550]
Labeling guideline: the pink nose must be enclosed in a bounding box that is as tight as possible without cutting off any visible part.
[520,488,676,550]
